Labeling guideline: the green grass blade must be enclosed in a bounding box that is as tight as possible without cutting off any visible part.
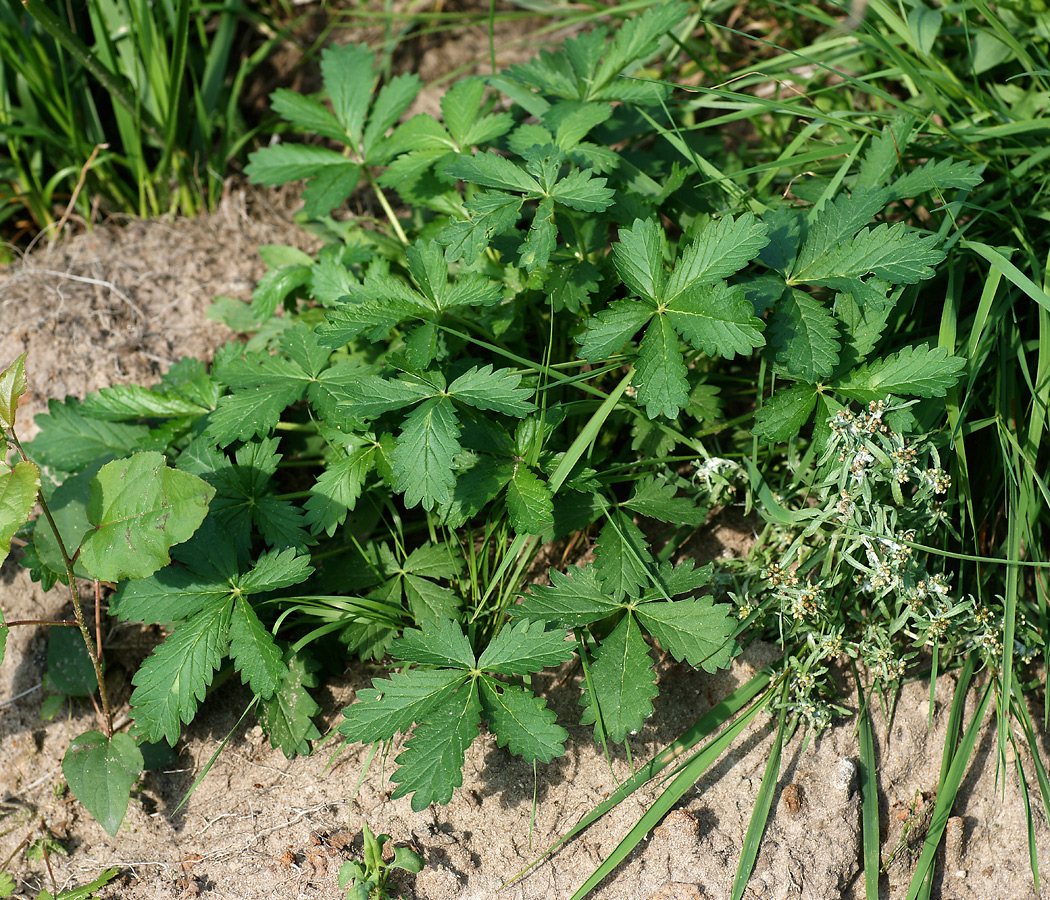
[855,668,881,900]
[567,683,776,900]
[731,682,788,900]
[905,676,993,900]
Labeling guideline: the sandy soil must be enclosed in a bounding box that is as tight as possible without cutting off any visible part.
[0,190,1047,900]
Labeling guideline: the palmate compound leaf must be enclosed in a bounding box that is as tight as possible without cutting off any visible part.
[392,617,475,670]
[580,612,658,744]
[635,314,690,419]
[391,679,481,811]
[635,596,735,672]
[79,452,215,583]
[476,618,576,675]
[514,564,624,628]
[129,597,232,746]
[479,675,567,763]
[447,365,536,416]
[229,597,286,700]
[62,732,143,837]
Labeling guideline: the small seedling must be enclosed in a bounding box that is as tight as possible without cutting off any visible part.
[337,823,423,900]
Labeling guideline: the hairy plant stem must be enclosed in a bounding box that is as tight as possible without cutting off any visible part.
[10,431,113,738]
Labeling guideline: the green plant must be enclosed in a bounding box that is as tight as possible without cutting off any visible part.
[337,822,422,900]
[11,2,1050,896]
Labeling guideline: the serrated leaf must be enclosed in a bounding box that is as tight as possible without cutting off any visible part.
[621,475,705,526]
[0,352,27,430]
[129,598,232,746]
[590,1,687,100]
[477,618,574,676]
[794,188,891,270]
[666,213,769,297]
[321,43,376,145]
[448,365,536,416]
[635,315,689,419]
[445,152,541,195]
[613,218,665,301]
[62,732,142,836]
[340,668,468,745]
[441,454,513,529]
[665,282,766,358]
[516,564,623,627]
[835,344,966,400]
[479,676,567,763]
[108,567,230,624]
[28,398,152,471]
[836,292,892,369]
[391,679,481,810]
[79,384,211,420]
[888,157,982,200]
[229,597,285,699]
[402,574,461,625]
[636,596,735,671]
[550,169,614,211]
[753,382,819,442]
[259,652,322,757]
[580,613,656,744]
[767,289,840,381]
[393,397,460,510]
[393,618,474,669]
[791,220,944,287]
[304,444,377,536]
[520,197,556,273]
[594,510,655,600]
[79,452,215,582]
[0,460,38,570]
[340,373,435,418]
[505,465,554,535]
[363,73,422,161]
[269,89,348,142]
[245,143,357,186]
[238,547,314,594]
[578,299,655,362]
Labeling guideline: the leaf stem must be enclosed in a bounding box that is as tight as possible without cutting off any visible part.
[365,170,409,245]
[10,431,113,738]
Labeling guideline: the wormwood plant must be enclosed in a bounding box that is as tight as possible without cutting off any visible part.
[2,4,983,893]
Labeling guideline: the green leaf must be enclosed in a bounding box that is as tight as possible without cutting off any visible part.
[506,465,554,535]
[836,292,892,368]
[767,289,840,381]
[516,564,624,627]
[258,651,323,757]
[621,475,706,526]
[304,444,377,536]
[594,509,656,600]
[28,398,152,471]
[753,383,819,442]
[0,352,28,430]
[47,626,97,696]
[0,460,39,570]
[665,282,766,358]
[62,732,142,836]
[666,213,769,296]
[578,299,655,362]
[636,597,735,671]
[477,618,575,674]
[392,397,460,510]
[339,668,467,744]
[129,598,232,746]
[613,217,666,301]
[362,73,422,161]
[438,192,523,264]
[479,676,567,763]
[835,344,966,400]
[635,315,689,418]
[581,613,656,744]
[238,548,314,593]
[393,618,475,669]
[390,679,481,810]
[448,365,536,416]
[269,89,348,142]
[888,157,982,200]
[321,43,376,145]
[229,597,286,699]
[79,452,215,583]
[549,169,614,212]
[791,221,945,288]
[445,152,541,195]
[520,197,557,273]
[590,1,687,100]
[109,567,231,624]
[79,384,212,420]
[403,573,461,625]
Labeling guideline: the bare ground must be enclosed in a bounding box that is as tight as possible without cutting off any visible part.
[1,194,1048,900]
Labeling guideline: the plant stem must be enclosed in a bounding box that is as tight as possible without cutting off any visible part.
[5,620,78,628]
[365,169,409,244]
[10,431,113,738]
